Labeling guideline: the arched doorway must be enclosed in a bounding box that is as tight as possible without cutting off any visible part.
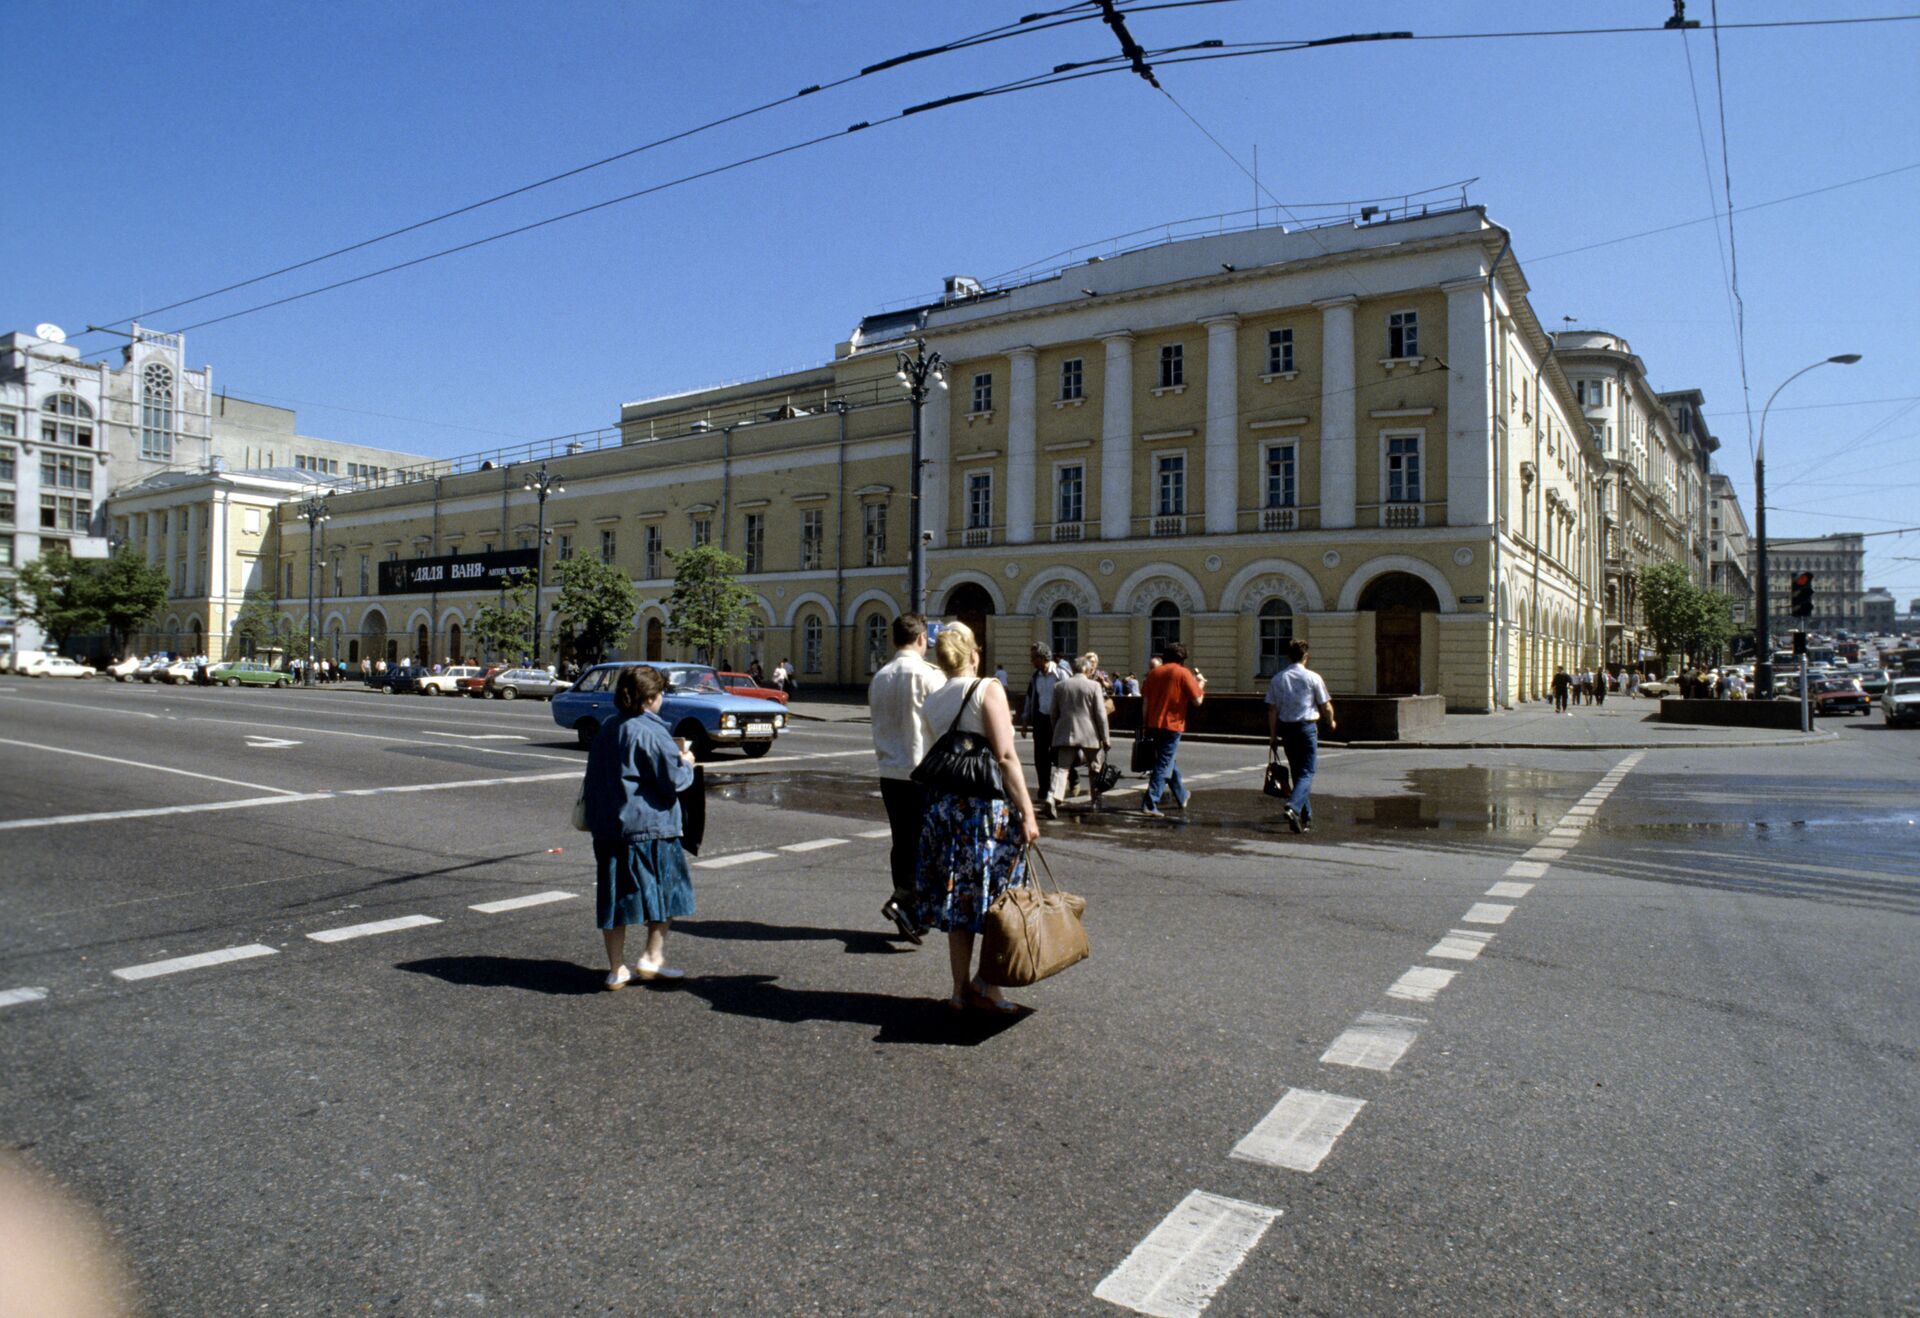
[362,609,389,666]
[415,623,430,664]
[942,582,996,671]
[448,622,463,664]
[645,617,664,661]
[1359,572,1440,695]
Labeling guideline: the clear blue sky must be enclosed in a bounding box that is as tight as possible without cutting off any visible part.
[7,2,1918,600]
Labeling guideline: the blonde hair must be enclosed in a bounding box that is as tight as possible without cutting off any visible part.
[931,620,978,676]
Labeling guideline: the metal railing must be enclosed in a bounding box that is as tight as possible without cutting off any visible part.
[1150,514,1187,538]
[1050,521,1085,542]
[961,526,994,547]
[1261,506,1297,532]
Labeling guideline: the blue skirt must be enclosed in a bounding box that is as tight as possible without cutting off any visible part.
[912,790,1028,934]
[593,835,694,928]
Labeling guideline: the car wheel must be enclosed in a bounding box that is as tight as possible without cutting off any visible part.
[225,677,240,688]
[742,741,772,759]
[575,718,599,748]
[497,686,517,701]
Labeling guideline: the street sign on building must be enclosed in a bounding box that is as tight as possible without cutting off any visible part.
[377,549,536,595]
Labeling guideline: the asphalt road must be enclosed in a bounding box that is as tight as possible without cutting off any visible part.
[1,677,1915,1316]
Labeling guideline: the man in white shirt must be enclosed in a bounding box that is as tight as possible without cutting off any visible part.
[868,613,945,944]
[1265,639,1336,834]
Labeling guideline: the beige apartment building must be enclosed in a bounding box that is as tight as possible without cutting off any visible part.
[254,207,1605,711]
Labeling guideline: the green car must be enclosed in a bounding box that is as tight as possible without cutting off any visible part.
[219,659,294,688]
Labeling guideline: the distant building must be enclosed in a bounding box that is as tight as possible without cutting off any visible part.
[1706,472,1752,625]
[1756,532,1865,637]
[1861,586,1895,633]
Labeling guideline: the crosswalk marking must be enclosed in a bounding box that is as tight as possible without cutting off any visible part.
[1486,881,1534,899]
[1386,965,1457,1003]
[1427,928,1495,961]
[694,850,778,869]
[0,987,50,1008]
[469,891,577,914]
[781,837,849,853]
[113,944,278,981]
[1461,901,1515,925]
[1231,1088,1366,1172]
[1321,1012,1423,1072]
[307,914,442,943]
[1095,1190,1282,1318]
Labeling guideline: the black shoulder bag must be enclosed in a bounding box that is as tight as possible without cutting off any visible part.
[911,680,1005,800]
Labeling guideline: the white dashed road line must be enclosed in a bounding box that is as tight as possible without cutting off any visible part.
[1503,860,1549,879]
[307,914,443,943]
[469,891,578,914]
[1461,901,1516,925]
[1094,1191,1282,1318]
[1321,1012,1424,1072]
[0,987,50,1008]
[693,850,779,869]
[1427,928,1496,961]
[1231,1088,1367,1173]
[1385,965,1457,1003]
[112,944,279,982]
[856,827,894,839]
[1486,880,1535,899]
[780,837,849,853]
[0,735,309,796]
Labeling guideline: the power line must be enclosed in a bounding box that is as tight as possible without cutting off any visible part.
[1706,1,1758,467]
[1678,28,1749,462]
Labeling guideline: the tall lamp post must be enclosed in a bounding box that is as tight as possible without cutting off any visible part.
[298,492,331,687]
[1752,353,1860,696]
[522,463,565,665]
[895,338,946,615]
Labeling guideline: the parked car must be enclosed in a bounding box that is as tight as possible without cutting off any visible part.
[1810,676,1872,718]
[552,661,785,755]
[1880,678,1920,727]
[107,656,143,681]
[386,665,431,695]
[1858,667,1892,695]
[158,658,202,685]
[33,655,96,679]
[1636,675,1680,698]
[218,659,295,688]
[460,664,507,697]
[489,666,572,701]
[716,671,790,705]
[363,666,397,690]
[134,655,173,682]
[417,664,485,696]
[7,649,54,675]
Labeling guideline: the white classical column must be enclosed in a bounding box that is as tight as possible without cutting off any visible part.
[164,504,181,596]
[186,502,206,596]
[144,511,161,565]
[1444,278,1494,527]
[1100,332,1135,540]
[922,374,950,550]
[1316,297,1358,528]
[1006,346,1037,544]
[1201,314,1240,535]
[207,493,228,603]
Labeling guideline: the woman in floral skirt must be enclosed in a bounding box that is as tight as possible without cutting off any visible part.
[914,621,1042,1012]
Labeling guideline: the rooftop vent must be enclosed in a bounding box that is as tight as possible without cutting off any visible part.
[944,275,985,302]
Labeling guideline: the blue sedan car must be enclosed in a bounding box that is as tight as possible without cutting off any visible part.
[552,661,788,757]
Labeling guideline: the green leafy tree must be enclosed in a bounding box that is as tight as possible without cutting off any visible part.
[228,589,281,659]
[1638,562,1736,670]
[471,579,534,662]
[553,555,638,665]
[89,548,172,657]
[8,550,103,652]
[665,543,753,665]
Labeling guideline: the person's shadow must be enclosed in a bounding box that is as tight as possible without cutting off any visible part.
[396,955,602,996]
[679,974,1027,1045]
[671,918,906,955]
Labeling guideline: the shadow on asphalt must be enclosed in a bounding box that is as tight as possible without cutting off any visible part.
[674,918,907,955]
[678,974,1028,1046]
[395,955,601,995]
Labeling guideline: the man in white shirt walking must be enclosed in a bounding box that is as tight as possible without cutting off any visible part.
[1265,639,1336,834]
[868,613,945,944]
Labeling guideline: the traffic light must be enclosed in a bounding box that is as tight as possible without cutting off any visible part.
[1790,572,1814,618]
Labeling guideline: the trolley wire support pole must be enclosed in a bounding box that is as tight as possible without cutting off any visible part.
[895,338,946,616]
[521,463,565,666]
[298,492,331,688]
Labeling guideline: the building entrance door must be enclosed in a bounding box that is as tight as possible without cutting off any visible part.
[941,582,996,672]
[1359,572,1440,696]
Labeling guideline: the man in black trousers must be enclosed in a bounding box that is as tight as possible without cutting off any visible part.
[867,614,941,943]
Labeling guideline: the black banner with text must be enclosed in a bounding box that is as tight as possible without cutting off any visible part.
[377,549,537,596]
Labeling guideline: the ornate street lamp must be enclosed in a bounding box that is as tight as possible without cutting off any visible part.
[299,491,331,687]
[895,338,946,615]
[522,463,565,664]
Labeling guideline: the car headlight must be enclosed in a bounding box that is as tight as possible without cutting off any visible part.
[774,713,785,727]
[720,713,737,729]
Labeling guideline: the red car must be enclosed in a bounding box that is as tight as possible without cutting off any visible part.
[1810,676,1871,717]
[717,671,789,705]
[461,664,508,697]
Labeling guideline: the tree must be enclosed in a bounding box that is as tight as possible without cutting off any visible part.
[665,543,754,665]
[228,589,281,659]
[88,548,171,657]
[1638,562,1736,670]
[553,555,638,665]
[8,550,103,652]
[471,579,534,662]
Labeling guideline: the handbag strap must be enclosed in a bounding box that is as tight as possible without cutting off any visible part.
[942,678,983,739]
[1024,840,1061,893]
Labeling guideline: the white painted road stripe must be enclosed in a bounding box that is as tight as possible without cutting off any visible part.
[1321,1012,1424,1072]
[1428,928,1495,961]
[1462,902,1516,925]
[307,914,442,943]
[1094,1190,1282,1318]
[1486,880,1534,899]
[0,735,307,796]
[780,837,849,853]
[0,987,50,1008]
[1504,861,1548,879]
[1386,965,1457,1003]
[694,850,778,869]
[1231,1088,1366,1172]
[856,827,894,839]
[113,943,278,981]
[469,890,578,914]
[1522,846,1567,861]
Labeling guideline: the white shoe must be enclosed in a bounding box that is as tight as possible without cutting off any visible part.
[603,965,632,991]
[633,957,684,981]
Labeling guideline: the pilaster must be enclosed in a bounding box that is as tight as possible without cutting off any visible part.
[1316,297,1357,528]
[1100,332,1134,541]
[1201,315,1240,535]
[1006,346,1037,544]
[1443,278,1494,527]
[923,377,950,549]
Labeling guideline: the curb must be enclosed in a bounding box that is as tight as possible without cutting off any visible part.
[1157,730,1841,750]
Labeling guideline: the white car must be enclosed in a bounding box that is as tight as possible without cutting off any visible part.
[34,656,96,679]
[108,656,143,680]
[1884,678,1920,727]
[159,659,201,684]
[417,664,485,695]
[9,650,54,675]
[134,655,173,682]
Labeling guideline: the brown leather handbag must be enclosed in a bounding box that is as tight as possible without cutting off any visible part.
[979,844,1089,988]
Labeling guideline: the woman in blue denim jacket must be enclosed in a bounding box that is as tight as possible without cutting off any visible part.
[582,664,697,989]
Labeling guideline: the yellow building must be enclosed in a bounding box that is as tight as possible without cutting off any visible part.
[253,206,1605,709]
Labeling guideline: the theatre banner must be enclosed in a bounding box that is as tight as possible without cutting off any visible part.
[377,549,537,596]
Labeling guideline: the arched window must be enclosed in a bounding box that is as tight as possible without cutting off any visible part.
[801,614,824,674]
[863,612,888,675]
[1257,598,1294,677]
[1049,602,1079,663]
[39,394,94,448]
[142,364,175,460]
[1148,599,1181,662]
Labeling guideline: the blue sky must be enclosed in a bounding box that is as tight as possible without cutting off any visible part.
[7,2,1918,599]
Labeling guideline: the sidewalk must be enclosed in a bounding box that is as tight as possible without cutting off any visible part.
[1342,700,1836,751]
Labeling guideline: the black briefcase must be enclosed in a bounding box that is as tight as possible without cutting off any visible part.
[1263,753,1293,801]
[1129,731,1152,774]
[679,766,706,857]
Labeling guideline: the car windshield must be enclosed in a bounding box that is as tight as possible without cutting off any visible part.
[1892,680,1920,696]
[666,667,723,694]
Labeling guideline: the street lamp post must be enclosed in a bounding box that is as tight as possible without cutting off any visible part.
[298,492,331,688]
[1752,353,1860,696]
[522,463,565,665]
[895,338,947,615]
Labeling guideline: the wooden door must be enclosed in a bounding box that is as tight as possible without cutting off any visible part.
[1376,607,1421,695]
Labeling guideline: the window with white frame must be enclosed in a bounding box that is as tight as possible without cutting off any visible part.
[331,556,343,596]
[1266,327,1295,374]
[863,612,888,675]
[691,516,711,548]
[1264,444,1296,508]
[0,493,13,526]
[1574,378,1605,408]
[556,533,573,562]
[644,524,662,578]
[801,614,823,673]
[862,502,886,566]
[1060,358,1083,401]
[1386,434,1421,502]
[38,494,88,532]
[1156,453,1186,516]
[1256,598,1294,678]
[971,372,993,413]
[1387,310,1419,359]
[1148,600,1181,660]
[0,534,12,568]
[1049,602,1079,661]
[0,413,15,438]
[600,529,617,565]
[0,445,16,483]
[40,453,92,492]
[141,365,175,459]
[966,472,992,530]
[1055,464,1084,526]
[743,513,764,573]
[1158,343,1184,388]
[800,509,823,569]
[40,395,94,449]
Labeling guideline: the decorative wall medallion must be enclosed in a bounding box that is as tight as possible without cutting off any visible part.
[1004,562,1020,579]
[774,585,787,599]
[1322,550,1341,568]
[1098,558,1115,576]
[1453,547,1475,566]
[1204,554,1223,572]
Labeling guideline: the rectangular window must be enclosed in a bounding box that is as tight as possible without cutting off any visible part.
[972,372,993,414]
[1060,358,1083,401]
[743,513,764,573]
[600,529,617,565]
[966,472,993,530]
[0,534,11,568]
[38,493,91,531]
[645,525,662,578]
[331,558,343,596]
[39,453,92,490]
[691,517,711,548]
[1386,435,1422,502]
[556,533,573,562]
[0,414,14,438]
[862,503,886,567]
[0,445,13,482]
[1156,454,1185,516]
[359,556,369,595]
[1388,310,1419,358]
[1265,444,1296,508]
[0,493,13,526]
[1159,343,1184,388]
[285,562,294,596]
[1056,465,1084,526]
[1267,328,1295,374]
[801,509,823,570]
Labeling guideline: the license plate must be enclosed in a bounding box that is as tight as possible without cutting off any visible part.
[745,722,774,737]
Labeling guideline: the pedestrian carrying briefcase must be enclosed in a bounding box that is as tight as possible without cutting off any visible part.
[1129,729,1152,774]
[1263,750,1292,801]
[979,844,1088,988]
